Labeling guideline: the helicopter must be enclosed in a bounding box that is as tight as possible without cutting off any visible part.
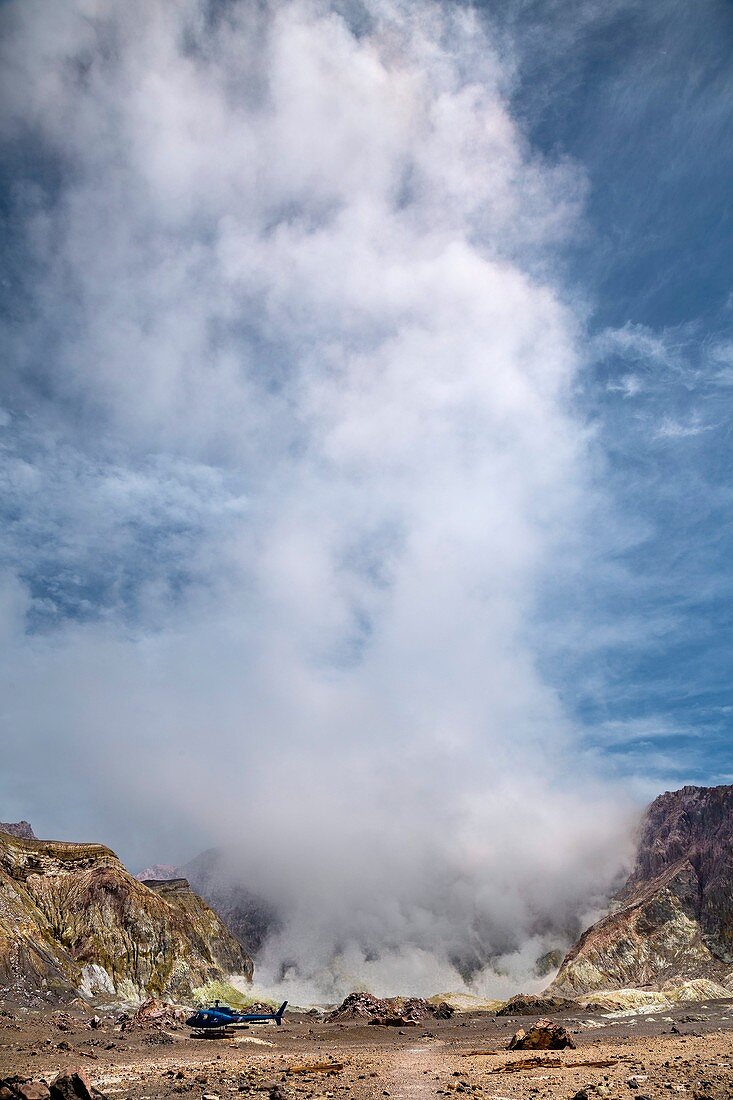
[186,1000,288,1037]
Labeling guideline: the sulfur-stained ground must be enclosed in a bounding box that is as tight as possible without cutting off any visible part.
[1,999,733,1099]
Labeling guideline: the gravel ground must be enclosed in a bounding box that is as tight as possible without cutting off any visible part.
[1,999,733,1099]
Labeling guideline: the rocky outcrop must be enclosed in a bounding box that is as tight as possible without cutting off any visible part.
[0,830,252,1004]
[550,784,733,996]
[497,994,577,1016]
[326,991,386,1021]
[326,991,453,1024]
[0,823,36,841]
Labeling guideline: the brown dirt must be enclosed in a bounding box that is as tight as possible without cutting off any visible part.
[1,998,733,1099]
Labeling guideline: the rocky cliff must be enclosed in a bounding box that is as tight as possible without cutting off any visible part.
[0,830,253,1005]
[0,822,36,840]
[551,784,733,996]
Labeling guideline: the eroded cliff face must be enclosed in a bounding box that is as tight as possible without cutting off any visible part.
[0,822,36,840]
[0,831,252,1005]
[551,785,733,996]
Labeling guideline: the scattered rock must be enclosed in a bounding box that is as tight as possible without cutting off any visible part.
[507,1018,576,1050]
[401,999,433,1022]
[122,998,185,1032]
[327,991,452,1025]
[142,1032,175,1045]
[326,992,386,1022]
[368,1015,418,1028]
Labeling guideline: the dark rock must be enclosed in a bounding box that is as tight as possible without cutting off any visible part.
[507,1018,576,1050]
[326,992,388,1022]
[327,992,452,1025]
[142,1032,174,1044]
[49,1070,102,1100]
[497,995,576,1016]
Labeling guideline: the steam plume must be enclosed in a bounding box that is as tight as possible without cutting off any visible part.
[0,0,635,999]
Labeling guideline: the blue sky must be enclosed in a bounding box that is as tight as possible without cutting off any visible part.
[0,0,731,994]
[479,0,733,789]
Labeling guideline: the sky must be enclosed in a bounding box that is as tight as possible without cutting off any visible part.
[0,0,732,999]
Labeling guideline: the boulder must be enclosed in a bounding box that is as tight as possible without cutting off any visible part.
[0,1080,51,1100]
[49,1070,107,1100]
[507,1018,576,1050]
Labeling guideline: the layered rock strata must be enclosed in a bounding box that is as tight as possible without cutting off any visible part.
[551,784,733,995]
[0,830,252,1004]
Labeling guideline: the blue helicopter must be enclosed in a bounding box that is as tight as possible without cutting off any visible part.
[186,1000,288,1035]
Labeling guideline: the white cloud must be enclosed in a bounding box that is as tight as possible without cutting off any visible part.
[653,414,715,440]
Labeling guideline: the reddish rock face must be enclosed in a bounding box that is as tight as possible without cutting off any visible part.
[550,784,733,996]
[622,784,733,952]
